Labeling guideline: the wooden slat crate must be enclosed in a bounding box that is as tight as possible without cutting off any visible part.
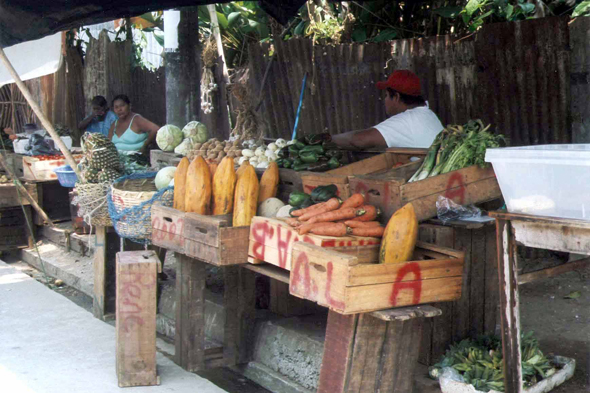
[248,216,380,270]
[290,241,464,314]
[1,152,25,178]
[183,213,250,266]
[0,205,34,249]
[31,179,71,225]
[151,205,185,253]
[300,148,426,199]
[150,150,183,170]
[22,155,82,181]
[0,182,38,208]
[349,164,501,222]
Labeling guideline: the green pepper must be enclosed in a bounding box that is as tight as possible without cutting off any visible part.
[294,140,306,150]
[288,192,311,208]
[311,184,338,202]
[275,158,285,168]
[293,162,312,171]
[305,133,332,145]
[277,147,288,159]
[299,151,319,163]
[325,150,343,159]
[292,157,303,166]
[327,156,341,169]
[282,158,293,168]
[288,145,300,156]
[299,145,324,155]
[307,161,331,172]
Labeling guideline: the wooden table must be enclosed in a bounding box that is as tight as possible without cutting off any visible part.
[489,211,590,393]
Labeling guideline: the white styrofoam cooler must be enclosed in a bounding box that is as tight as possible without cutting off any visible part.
[13,135,72,155]
[485,144,590,220]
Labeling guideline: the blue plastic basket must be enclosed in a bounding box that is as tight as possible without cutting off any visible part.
[53,165,78,188]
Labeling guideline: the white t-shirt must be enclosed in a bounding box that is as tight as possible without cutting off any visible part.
[374,106,443,148]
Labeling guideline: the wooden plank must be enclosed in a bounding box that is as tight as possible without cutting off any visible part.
[489,210,590,228]
[469,227,486,338]
[116,251,159,387]
[184,213,230,248]
[370,305,442,321]
[92,225,107,320]
[151,205,185,253]
[33,180,71,225]
[511,220,590,255]
[175,254,206,372]
[452,228,472,343]
[237,267,257,364]
[0,182,37,208]
[484,224,500,338]
[223,266,240,366]
[496,219,524,393]
[150,149,183,169]
[317,311,358,393]
[518,257,590,285]
[380,318,423,392]
[243,263,290,284]
[327,152,391,176]
[185,225,250,266]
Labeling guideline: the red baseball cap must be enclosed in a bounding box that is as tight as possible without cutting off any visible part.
[376,70,422,96]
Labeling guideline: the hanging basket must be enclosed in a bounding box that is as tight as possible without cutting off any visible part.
[73,182,113,227]
[108,172,173,244]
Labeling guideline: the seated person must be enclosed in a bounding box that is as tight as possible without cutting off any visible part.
[78,95,117,136]
[107,94,159,154]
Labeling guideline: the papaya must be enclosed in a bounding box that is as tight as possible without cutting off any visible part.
[184,156,212,215]
[236,161,251,178]
[173,157,190,211]
[379,203,418,264]
[233,164,259,227]
[258,161,279,203]
[212,157,237,215]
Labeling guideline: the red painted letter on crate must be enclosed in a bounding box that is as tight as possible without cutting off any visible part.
[250,221,274,260]
[291,252,313,298]
[390,262,422,306]
[445,173,465,205]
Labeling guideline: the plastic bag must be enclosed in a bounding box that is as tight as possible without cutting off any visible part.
[25,133,58,156]
[436,195,482,224]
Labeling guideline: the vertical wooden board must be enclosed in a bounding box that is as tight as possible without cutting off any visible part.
[92,226,107,320]
[345,314,387,393]
[238,267,257,364]
[469,228,487,338]
[318,311,358,393]
[223,266,240,366]
[384,318,423,393]
[452,227,472,343]
[484,225,500,335]
[175,254,206,372]
[116,251,159,387]
[151,205,185,253]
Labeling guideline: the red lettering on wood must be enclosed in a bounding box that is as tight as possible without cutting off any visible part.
[389,262,422,306]
[291,252,312,297]
[250,221,274,260]
[445,172,466,205]
[325,262,345,309]
[276,226,292,269]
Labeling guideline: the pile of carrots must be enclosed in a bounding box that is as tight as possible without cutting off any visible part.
[285,193,385,238]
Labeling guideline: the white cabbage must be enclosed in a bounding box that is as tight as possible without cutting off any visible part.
[155,166,177,190]
[174,138,193,156]
[182,121,208,144]
[156,125,184,151]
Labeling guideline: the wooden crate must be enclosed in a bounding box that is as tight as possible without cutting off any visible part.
[183,213,250,266]
[1,152,25,178]
[300,148,426,199]
[349,164,501,222]
[248,216,380,270]
[255,167,303,203]
[151,205,186,253]
[22,155,82,181]
[0,205,34,249]
[289,241,464,314]
[32,179,72,225]
[0,182,38,208]
[150,149,183,170]
[116,250,160,387]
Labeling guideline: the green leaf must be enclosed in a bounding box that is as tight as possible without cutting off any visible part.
[433,6,463,18]
[228,12,242,27]
[352,28,367,42]
[519,3,536,14]
[504,4,514,19]
[372,28,397,42]
[153,30,165,47]
[573,1,590,17]
[216,12,229,30]
[465,0,483,18]
[564,290,581,299]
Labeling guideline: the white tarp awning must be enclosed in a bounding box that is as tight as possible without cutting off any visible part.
[0,33,62,87]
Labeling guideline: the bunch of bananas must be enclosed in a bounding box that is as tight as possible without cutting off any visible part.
[430,332,557,392]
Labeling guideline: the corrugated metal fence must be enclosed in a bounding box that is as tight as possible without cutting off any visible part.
[250,16,574,145]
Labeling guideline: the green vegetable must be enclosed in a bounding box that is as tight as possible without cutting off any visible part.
[294,140,306,150]
[299,145,324,155]
[288,192,311,208]
[308,162,331,172]
[288,145,300,156]
[293,157,303,166]
[282,158,293,168]
[293,162,311,171]
[299,151,319,163]
[325,150,343,159]
[311,184,338,202]
[327,156,341,169]
[277,147,288,159]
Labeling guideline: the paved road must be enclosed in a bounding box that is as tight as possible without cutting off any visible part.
[0,260,227,393]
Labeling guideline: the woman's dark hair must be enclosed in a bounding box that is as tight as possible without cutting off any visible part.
[112,94,131,106]
[91,95,108,107]
[387,88,426,107]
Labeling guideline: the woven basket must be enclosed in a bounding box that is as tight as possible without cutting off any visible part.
[110,177,173,241]
[74,182,112,227]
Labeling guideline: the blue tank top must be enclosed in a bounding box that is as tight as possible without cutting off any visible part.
[112,114,148,151]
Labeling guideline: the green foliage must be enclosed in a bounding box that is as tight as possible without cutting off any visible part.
[573,1,590,16]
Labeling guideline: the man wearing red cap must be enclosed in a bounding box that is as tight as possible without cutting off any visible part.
[332,70,443,149]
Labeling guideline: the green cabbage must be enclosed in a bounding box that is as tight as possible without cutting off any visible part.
[155,166,177,190]
[174,138,193,156]
[156,125,183,151]
[182,121,208,144]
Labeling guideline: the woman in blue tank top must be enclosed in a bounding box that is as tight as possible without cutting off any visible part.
[108,94,160,154]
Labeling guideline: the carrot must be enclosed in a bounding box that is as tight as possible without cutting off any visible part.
[286,217,301,227]
[344,220,382,228]
[309,223,348,237]
[298,221,333,235]
[339,193,365,210]
[308,207,366,224]
[351,226,385,238]
[299,198,342,221]
[347,205,379,222]
[291,201,326,217]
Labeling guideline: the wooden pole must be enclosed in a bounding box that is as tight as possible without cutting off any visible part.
[0,46,83,180]
[207,5,230,87]
[0,154,55,227]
